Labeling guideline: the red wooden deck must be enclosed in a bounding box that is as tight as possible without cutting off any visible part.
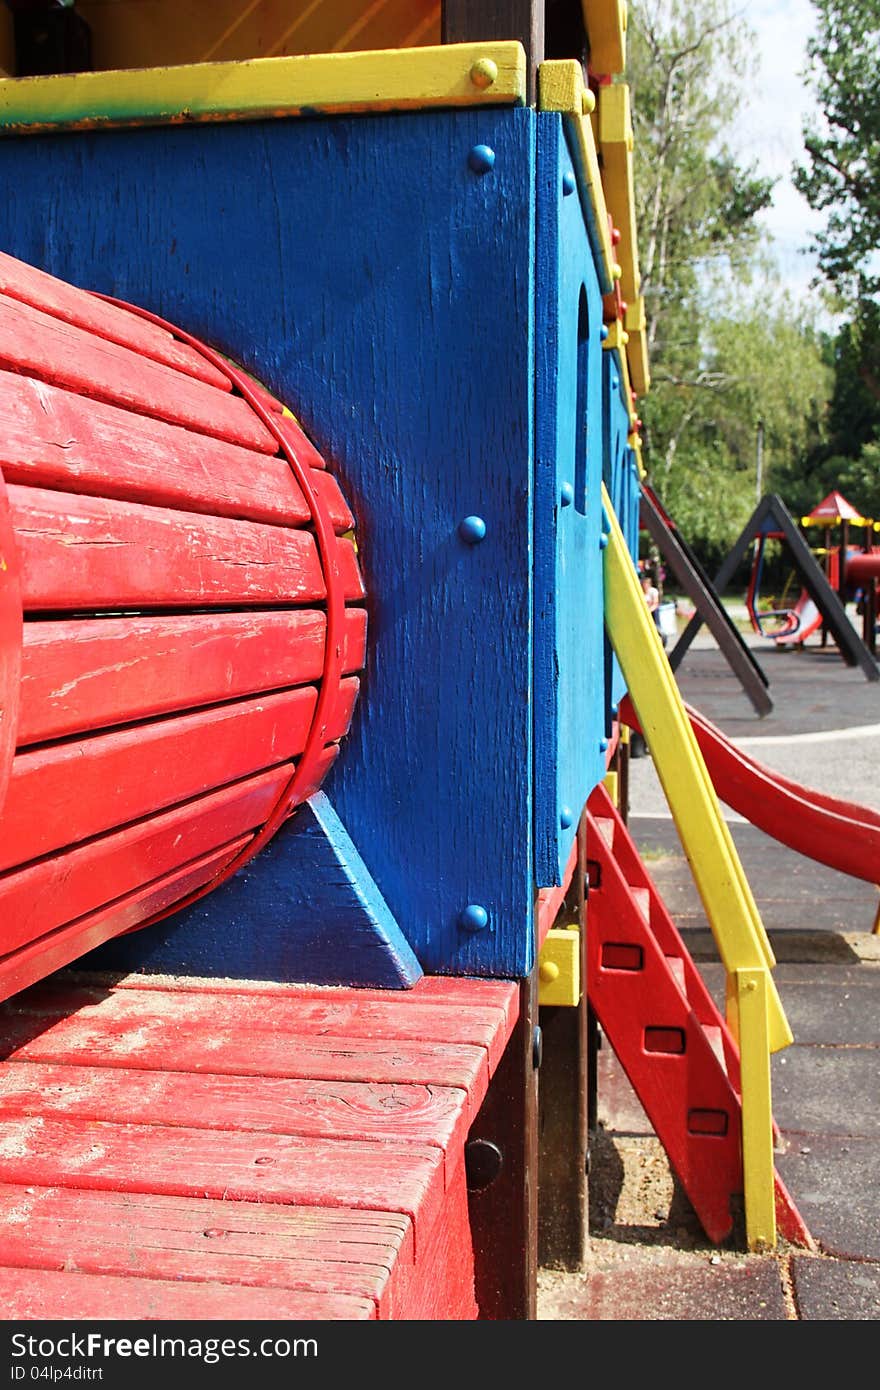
[0,972,519,1320]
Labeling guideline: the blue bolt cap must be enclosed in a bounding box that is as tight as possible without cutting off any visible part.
[560,481,574,508]
[611,704,619,717]
[612,376,619,390]
[468,144,496,175]
[562,170,576,197]
[458,515,487,544]
[599,738,609,752]
[600,324,609,341]
[560,805,574,830]
[599,533,608,549]
[459,904,489,932]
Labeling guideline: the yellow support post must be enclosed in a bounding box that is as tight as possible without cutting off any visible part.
[538,927,581,1007]
[736,968,777,1250]
[601,485,792,1053]
[539,60,615,293]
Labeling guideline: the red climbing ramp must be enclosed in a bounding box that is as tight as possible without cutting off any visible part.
[585,782,809,1246]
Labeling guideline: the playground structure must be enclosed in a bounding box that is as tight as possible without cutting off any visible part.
[0,0,877,1321]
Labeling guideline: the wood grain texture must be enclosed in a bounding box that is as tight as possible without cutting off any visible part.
[1,679,358,871]
[18,608,367,744]
[0,109,536,977]
[534,115,606,886]
[0,251,232,389]
[0,471,21,813]
[0,766,291,952]
[0,295,277,451]
[0,371,354,527]
[11,485,363,611]
[88,791,422,990]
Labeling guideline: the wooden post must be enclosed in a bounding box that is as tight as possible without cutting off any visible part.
[442,0,545,102]
[537,812,589,1270]
[467,974,539,1317]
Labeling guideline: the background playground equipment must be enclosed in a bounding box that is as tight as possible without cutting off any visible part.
[799,490,880,657]
[0,0,825,1318]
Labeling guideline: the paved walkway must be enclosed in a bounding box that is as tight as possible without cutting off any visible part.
[538,629,880,1321]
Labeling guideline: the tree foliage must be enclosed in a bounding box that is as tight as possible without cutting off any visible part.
[793,0,880,300]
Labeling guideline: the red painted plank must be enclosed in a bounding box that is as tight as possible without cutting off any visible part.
[10,486,364,612]
[0,766,291,952]
[0,1185,407,1317]
[18,607,367,744]
[0,256,232,391]
[0,1116,446,1240]
[0,1064,470,1159]
[0,472,21,813]
[0,372,354,528]
[0,837,251,1005]
[0,678,358,871]
[0,1264,374,1320]
[0,296,278,452]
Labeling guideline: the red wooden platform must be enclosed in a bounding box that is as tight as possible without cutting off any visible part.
[0,972,518,1320]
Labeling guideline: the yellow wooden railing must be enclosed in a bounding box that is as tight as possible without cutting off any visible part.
[602,484,791,1249]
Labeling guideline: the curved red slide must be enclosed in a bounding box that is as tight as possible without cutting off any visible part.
[619,695,880,884]
[774,590,822,646]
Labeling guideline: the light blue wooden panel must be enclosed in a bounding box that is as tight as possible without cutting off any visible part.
[534,114,606,885]
[0,108,537,979]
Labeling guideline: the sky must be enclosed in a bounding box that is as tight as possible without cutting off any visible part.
[727,0,828,305]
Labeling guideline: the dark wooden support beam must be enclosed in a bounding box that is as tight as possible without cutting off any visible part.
[442,0,545,102]
[467,974,539,1317]
[537,813,589,1270]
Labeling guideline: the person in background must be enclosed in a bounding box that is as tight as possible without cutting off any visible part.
[641,571,660,617]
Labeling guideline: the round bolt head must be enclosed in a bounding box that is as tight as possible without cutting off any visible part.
[600,324,609,341]
[465,1138,504,1192]
[599,738,609,752]
[612,262,622,280]
[539,960,561,983]
[459,903,489,932]
[582,88,596,115]
[599,533,609,549]
[467,144,495,175]
[562,170,576,197]
[560,481,575,507]
[469,57,498,89]
[458,514,487,544]
[560,805,574,829]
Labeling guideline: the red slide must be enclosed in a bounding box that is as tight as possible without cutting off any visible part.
[619,695,880,885]
[774,590,822,646]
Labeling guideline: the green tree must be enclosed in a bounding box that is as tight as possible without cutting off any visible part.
[793,0,880,301]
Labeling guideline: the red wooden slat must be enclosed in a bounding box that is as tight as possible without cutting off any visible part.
[0,766,292,952]
[18,607,367,744]
[0,837,251,1005]
[0,1265,375,1320]
[0,678,359,871]
[0,1116,446,1239]
[10,486,367,611]
[0,372,354,528]
[0,472,22,811]
[0,1064,470,1157]
[0,1186,406,1316]
[0,254,232,391]
[0,296,277,452]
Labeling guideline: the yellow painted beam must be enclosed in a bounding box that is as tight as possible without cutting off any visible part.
[598,83,640,302]
[603,769,619,806]
[580,0,628,76]
[736,967,777,1250]
[538,927,581,1007]
[602,328,639,434]
[624,297,650,395]
[601,485,792,1053]
[539,59,615,293]
[0,41,526,134]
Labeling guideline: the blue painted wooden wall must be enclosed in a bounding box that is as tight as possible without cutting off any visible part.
[533,114,606,887]
[0,108,537,979]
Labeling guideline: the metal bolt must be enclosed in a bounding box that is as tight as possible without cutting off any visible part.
[458,514,487,544]
[469,58,498,89]
[582,88,596,115]
[539,960,561,983]
[599,738,609,752]
[599,533,609,549]
[468,144,495,175]
[459,903,489,932]
[465,1138,504,1191]
[562,170,576,197]
[532,1025,543,1070]
[560,481,574,507]
[600,324,609,341]
[560,805,574,829]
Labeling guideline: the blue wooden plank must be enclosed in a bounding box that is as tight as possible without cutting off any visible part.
[0,109,536,979]
[85,793,423,988]
[534,114,606,887]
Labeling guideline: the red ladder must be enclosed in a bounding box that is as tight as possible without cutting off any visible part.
[585,782,809,1245]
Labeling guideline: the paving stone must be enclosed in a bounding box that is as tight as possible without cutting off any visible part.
[595,1048,651,1134]
[775,1136,880,1260]
[773,1047,880,1135]
[791,1256,880,1320]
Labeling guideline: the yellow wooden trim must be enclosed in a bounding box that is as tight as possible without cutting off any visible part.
[602,331,640,431]
[736,967,777,1250]
[580,0,628,76]
[0,41,526,134]
[598,83,640,302]
[603,769,619,806]
[538,927,581,1007]
[625,300,651,395]
[601,486,792,1053]
[538,60,615,292]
